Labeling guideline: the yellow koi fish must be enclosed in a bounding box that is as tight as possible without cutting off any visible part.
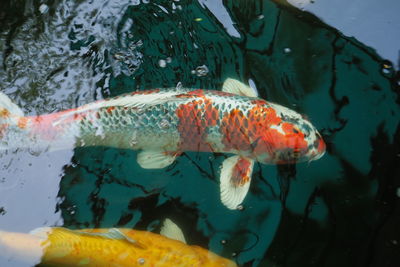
[0,219,237,266]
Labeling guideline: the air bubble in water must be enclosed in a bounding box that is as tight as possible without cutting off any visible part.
[193,65,209,76]
[158,59,167,68]
[176,82,183,90]
[284,47,292,53]
[39,4,49,14]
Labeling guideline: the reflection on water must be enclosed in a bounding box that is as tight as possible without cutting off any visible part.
[0,0,399,266]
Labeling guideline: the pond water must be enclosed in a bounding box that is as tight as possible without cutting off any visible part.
[0,0,399,266]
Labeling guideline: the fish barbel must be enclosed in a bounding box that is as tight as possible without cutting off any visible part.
[0,219,237,267]
[0,79,325,209]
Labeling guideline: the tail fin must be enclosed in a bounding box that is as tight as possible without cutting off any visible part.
[0,92,24,150]
[0,92,24,118]
[0,229,44,264]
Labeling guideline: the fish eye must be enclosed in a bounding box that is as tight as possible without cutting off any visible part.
[301,114,310,120]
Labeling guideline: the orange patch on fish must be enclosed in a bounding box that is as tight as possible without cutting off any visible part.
[248,106,281,127]
[176,89,205,98]
[0,123,9,139]
[211,90,234,97]
[317,138,326,153]
[0,108,10,118]
[231,157,251,186]
[106,107,115,114]
[17,117,29,129]
[220,109,252,151]
[220,102,310,160]
[203,99,219,126]
[250,99,267,106]
[176,96,219,152]
[220,104,282,152]
[28,110,89,141]
[253,126,308,162]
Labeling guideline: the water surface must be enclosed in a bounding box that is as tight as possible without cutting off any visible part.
[0,0,399,266]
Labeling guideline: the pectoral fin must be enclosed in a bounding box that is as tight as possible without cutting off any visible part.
[222,78,258,97]
[137,150,177,169]
[220,155,254,210]
[160,218,187,244]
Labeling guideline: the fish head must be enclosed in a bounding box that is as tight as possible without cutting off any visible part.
[252,102,326,164]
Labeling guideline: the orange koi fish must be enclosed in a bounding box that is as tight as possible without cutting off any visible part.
[0,79,325,209]
[0,219,237,266]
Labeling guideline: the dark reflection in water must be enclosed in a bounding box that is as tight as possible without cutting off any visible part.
[0,0,399,266]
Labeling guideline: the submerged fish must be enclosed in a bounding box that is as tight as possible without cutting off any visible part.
[0,219,237,266]
[0,79,325,209]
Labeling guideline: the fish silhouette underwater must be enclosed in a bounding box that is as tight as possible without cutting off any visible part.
[0,79,325,209]
[0,219,237,266]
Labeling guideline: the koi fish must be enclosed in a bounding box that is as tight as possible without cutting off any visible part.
[0,219,237,266]
[0,79,325,209]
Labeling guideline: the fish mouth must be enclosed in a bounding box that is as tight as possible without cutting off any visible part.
[313,149,325,161]
[308,134,326,162]
[317,137,326,154]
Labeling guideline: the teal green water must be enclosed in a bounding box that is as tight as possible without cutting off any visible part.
[0,0,399,266]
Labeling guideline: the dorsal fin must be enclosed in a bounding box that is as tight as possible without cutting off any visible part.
[29,227,52,239]
[222,78,258,97]
[160,219,187,244]
[73,228,132,241]
[71,228,145,249]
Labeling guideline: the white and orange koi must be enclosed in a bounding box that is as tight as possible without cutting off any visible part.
[0,219,237,266]
[0,79,325,209]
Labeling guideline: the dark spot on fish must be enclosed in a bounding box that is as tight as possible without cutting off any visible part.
[276,148,297,162]
[313,138,320,148]
[300,122,312,133]
[281,114,300,125]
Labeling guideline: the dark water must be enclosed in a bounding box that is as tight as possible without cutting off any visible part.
[0,0,399,266]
